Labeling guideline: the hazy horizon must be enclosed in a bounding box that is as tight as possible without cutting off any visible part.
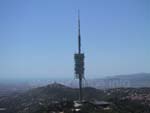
[0,0,149,79]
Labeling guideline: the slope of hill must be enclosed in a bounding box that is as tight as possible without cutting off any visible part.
[0,83,106,113]
[0,83,150,113]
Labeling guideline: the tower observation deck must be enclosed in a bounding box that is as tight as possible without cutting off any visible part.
[74,11,85,102]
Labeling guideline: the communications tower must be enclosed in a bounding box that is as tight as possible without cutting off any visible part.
[74,11,85,102]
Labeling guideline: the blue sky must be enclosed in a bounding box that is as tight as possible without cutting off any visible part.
[0,0,149,79]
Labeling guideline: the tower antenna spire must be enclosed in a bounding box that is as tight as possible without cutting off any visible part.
[78,10,81,54]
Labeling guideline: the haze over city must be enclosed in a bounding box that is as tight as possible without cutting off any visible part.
[0,0,149,80]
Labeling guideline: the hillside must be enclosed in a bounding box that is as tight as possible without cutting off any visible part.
[0,83,150,113]
[0,83,106,113]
